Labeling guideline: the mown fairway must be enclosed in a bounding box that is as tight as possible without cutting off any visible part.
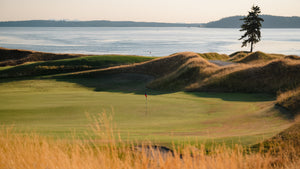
[0,78,292,145]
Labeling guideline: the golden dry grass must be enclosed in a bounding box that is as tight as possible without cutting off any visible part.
[236,51,283,64]
[1,113,300,169]
[61,52,300,93]
[284,55,300,60]
[229,51,249,62]
[69,52,206,77]
[189,59,300,93]
[198,52,229,61]
[0,47,83,66]
[277,86,300,116]
[147,52,218,90]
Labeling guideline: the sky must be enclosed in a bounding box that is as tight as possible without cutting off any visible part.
[0,0,300,23]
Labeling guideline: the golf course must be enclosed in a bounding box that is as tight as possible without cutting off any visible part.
[0,47,299,145]
[0,47,300,168]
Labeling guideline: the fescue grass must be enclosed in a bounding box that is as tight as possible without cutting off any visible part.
[189,59,300,93]
[229,51,250,62]
[0,47,83,66]
[277,87,300,116]
[0,114,299,169]
[236,51,284,64]
[198,52,229,61]
[285,55,300,60]
[0,55,155,78]
[59,52,299,94]
[252,122,300,160]
[147,53,218,91]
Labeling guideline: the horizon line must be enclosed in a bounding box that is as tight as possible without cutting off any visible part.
[1,14,299,24]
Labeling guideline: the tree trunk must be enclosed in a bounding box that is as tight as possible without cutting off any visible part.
[250,42,253,53]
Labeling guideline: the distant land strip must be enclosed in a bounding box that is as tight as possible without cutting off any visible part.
[0,15,300,28]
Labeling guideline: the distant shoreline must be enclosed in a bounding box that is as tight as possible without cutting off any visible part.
[0,15,300,28]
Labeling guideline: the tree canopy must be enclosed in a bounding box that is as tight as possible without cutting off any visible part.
[239,5,264,52]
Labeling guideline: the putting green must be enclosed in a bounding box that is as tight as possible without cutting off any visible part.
[0,79,292,145]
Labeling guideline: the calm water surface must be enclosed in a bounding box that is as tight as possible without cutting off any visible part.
[0,27,299,56]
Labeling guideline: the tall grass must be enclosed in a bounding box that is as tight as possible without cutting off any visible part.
[277,86,300,116]
[0,55,154,78]
[0,112,299,169]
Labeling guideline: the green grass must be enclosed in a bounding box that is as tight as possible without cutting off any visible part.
[0,66,13,71]
[0,55,155,78]
[0,79,292,146]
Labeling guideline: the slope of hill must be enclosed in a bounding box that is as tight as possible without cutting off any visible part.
[0,54,154,78]
[0,47,83,66]
[252,122,300,157]
[198,53,229,61]
[204,15,300,28]
[61,52,209,78]
[236,51,284,64]
[147,52,218,90]
[277,87,300,117]
[228,51,249,62]
[189,59,300,93]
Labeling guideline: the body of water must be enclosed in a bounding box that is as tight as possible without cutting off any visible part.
[0,27,299,56]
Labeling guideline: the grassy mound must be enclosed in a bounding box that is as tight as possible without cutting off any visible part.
[236,51,283,64]
[65,52,210,77]
[147,53,218,90]
[252,122,300,158]
[229,51,251,57]
[285,55,300,60]
[63,52,219,91]
[61,52,300,93]
[0,47,83,66]
[198,52,229,61]
[228,51,249,62]
[277,87,300,117]
[0,55,155,78]
[190,59,300,93]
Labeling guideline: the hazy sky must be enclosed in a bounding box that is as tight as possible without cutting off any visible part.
[1,0,299,23]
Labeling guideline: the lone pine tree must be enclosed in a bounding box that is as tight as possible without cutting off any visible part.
[239,5,264,53]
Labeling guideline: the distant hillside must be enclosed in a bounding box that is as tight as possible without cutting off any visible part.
[204,15,300,28]
[1,15,299,28]
[0,20,202,27]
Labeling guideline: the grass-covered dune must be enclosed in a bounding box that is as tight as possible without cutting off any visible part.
[198,52,229,61]
[0,47,84,66]
[62,51,300,95]
[237,51,285,64]
[252,122,300,156]
[0,54,155,78]
[229,51,288,64]
[147,52,218,91]
[190,59,300,93]
[277,87,300,117]
[62,52,220,91]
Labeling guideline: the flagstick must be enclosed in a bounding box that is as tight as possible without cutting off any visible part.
[145,96,148,116]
